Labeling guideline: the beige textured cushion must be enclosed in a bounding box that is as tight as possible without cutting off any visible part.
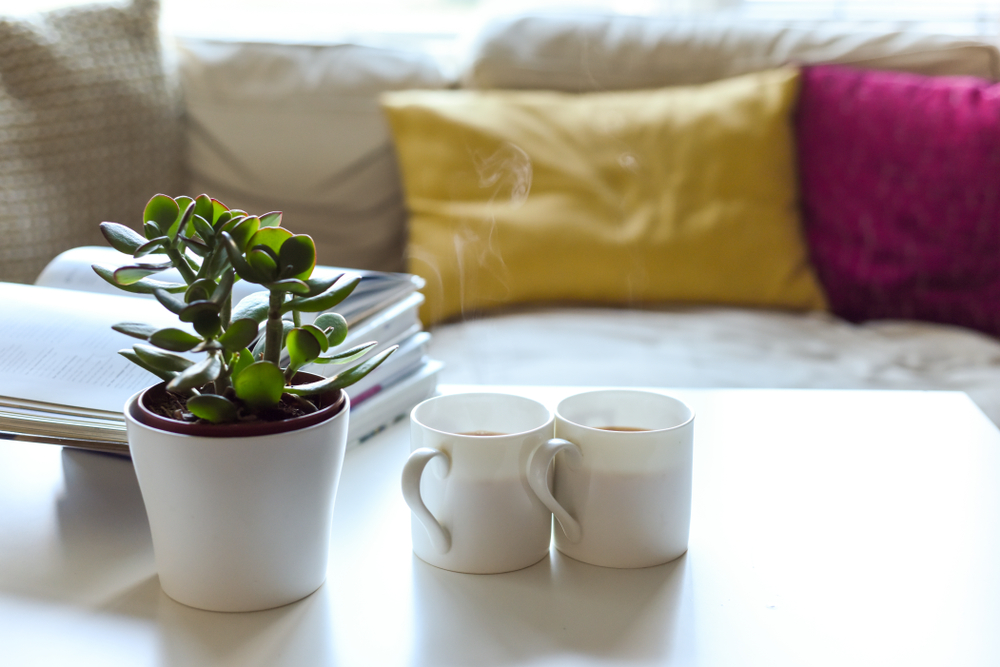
[0,0,184,284]
[178,38,451,273]
[463,13,1000,91]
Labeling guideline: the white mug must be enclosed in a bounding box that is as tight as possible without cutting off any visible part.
[402,393,575,574]
[528,389,695,569]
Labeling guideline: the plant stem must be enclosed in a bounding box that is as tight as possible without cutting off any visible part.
[166,247,197,284]
[221,292,232,330]
[216,350,233,392]
[264,290,284,364]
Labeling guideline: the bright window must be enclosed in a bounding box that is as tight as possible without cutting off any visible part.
[740,0,1000,34]
[5,0,1000,37]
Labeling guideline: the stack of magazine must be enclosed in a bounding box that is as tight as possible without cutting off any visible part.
[0,246,442,455]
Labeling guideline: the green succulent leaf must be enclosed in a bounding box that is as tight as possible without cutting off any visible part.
[132,343,195,373]
[175,197,196,238]
[301,323,329,352]
[221,231,268,284]
[286,327,323,373]
[247,247,279,282]
[111,322,157,340]
[99,222,147,255]
[194,316,222,339]
[140,260,173,271]
[312,341,377,365]
[218,318,259,353]
[143,221,162,240]
[143,194,179,230]
[191,214,215,243]
[313,313,347,347]
[153,288,187,315]
[93,264,185,294]
[251,243,279,262]
[203,245,232,277]
[248,227,293,256]
[232,290,270,323]
[213,211,233,231]
[283,275,360,314]
[265,278,310,295]
[185,279,216,304]
[218,214,244,236]
[228,216,261,252]
[186,393,238,423]
[210,198,229,226]
[210,269,235,304]
[194,195,214,225]
[233,360,285,409]
[278,234,316,280]
[167,355,222,393]
[191,339,223,353]
[178,235,210,257]
[303,273,341,297]
[149,328,202,352]
[175,196,194,231]
[231,347,255,377]
[287,346,397,394]
[314,312,348,347]
[168,198,195,240]
[111,266,153,286]
[180,301,222,338]
[112,263,170,285]
[119,349,175,382]
[134,236,170,257]
[259,211,282,228]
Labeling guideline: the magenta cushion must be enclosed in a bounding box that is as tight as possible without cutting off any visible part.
[797,64,1000,337]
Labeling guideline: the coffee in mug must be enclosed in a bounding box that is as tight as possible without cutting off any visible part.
[402,393,575,574]
[528,389,694,568]
[596,426,650,432]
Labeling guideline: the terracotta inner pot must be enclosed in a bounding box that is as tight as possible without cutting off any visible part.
[130,373,347,438]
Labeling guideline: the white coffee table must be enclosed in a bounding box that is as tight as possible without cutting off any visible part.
[2,387,999,666]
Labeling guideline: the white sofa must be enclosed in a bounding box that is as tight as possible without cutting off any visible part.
[6,2,1000,424]
[417,15,1000,427]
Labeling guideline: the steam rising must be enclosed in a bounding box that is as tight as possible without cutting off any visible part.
[451,142,533,318]
[475,141,533,207]
[412,142,534,322]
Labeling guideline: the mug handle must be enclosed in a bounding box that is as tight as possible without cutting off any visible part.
[527,438,583,543]
[401,447,452,553]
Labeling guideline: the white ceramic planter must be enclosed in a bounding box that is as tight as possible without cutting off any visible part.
[124,387,350,612]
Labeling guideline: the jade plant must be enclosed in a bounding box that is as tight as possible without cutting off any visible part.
[93,193,395,424]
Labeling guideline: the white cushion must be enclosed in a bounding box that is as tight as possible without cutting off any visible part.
[463,12,1000,90]
[178,38,451,272]
[430,307,1000,426]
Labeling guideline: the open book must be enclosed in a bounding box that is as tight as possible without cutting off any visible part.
[0,247,441,454]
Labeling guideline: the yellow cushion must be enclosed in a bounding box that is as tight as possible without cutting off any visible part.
[381,68,828,324]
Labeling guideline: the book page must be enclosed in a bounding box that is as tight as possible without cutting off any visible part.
[34,245,145,296]
[0,283,182,413]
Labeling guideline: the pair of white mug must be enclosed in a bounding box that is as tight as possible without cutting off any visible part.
[401,390,695,574]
